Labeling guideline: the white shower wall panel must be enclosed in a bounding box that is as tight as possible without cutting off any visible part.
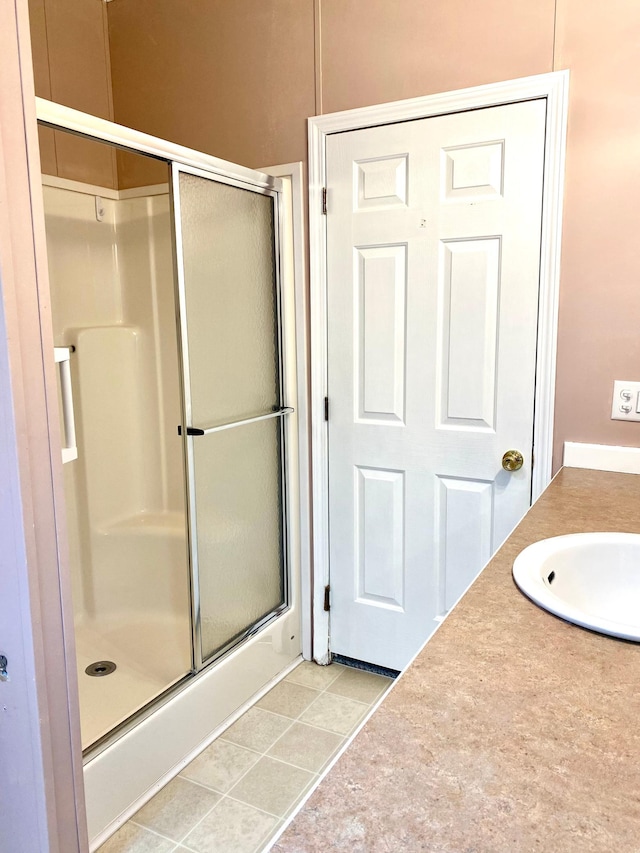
[116,195,184,514]
[94,511,188,619]
[44,184,124,616]
[42,178,191,746]
[43,186,123,332]
[74,325,145,527]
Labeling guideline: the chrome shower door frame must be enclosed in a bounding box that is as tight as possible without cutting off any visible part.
[35,98,304,845]
[171,162,293,671]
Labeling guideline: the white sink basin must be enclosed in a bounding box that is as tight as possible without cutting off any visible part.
[513,532,640,640]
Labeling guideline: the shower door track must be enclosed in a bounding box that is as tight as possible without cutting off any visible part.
[36,98,279,193]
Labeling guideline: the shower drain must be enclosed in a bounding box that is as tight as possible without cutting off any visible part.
[85,660,117,677]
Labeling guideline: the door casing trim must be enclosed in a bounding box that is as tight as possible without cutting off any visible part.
[308,71,570,664]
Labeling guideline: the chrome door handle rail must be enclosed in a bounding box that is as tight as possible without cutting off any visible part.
[181,407,294,437]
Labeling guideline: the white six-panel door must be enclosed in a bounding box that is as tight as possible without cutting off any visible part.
[327,100,546,671]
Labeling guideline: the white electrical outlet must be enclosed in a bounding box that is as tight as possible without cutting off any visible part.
[611,380,640,422]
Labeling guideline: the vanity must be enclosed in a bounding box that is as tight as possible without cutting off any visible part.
[273,467,640,852]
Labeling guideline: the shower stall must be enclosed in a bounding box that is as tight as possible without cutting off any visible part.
[38,101,302,846]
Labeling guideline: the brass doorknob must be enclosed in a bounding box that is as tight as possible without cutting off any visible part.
[502,450,524,472]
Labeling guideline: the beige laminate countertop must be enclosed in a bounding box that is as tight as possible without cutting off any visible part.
[273,468,640,852]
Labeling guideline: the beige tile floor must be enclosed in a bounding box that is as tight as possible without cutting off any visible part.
[98,661,393,853]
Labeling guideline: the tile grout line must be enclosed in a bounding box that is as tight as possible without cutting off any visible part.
[251,819,284,853]
[130,780,227,849]
[220,711,297,746]
[228,791,289,820]
[212,667,375,846]
[252,671,393,850]
[165,670,330,853]
[283,664,345,692]
[242,816,285,853]
[225,789,305,821]
[219,729,320,817]
[165,698,314,847]
[171,789,285,852]
[265,678,396,850]
[193,663,355,783]
[257,673,384,725]
[185,669,368,830]
[174,838,199,853]
[255,664,391,719]
[171,795,222,848]
[169,674,322,845]
[243,669,394,843]
[116,666,391,852]
[296,665,392,701]
[177,753,318,804]
[233,749,326,778]
[265,738,347,775]
[221,667,392,778]
[128,819,183,846]
[296,683,390,735]
[182,738,265,764]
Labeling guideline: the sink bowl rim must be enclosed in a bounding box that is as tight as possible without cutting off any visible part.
[512,531,640,641]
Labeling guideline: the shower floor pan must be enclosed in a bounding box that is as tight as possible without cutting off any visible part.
[75,612,191,749]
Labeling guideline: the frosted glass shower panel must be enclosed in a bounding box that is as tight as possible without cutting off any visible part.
[178,172,280,428]
[195,418,285,660]
[174,166,289,666]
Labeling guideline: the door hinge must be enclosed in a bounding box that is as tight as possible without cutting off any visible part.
[323,584,331,612]
[324,396,329,421]
[322,187,327,215]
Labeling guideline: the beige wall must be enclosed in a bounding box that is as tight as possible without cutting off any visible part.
[28,0,640,467]
[107,0,316,186]
[552,0,640,468]
[28,0,117,187]
[319,0,555,113]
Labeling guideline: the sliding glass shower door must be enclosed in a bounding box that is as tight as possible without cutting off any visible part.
[172,166,290,666]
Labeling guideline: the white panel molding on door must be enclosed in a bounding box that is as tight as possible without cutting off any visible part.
[435,475,493,614]
[309,71,569,665]
[438,237,501,429]
[355,244,407,424]
[355,465,405,609]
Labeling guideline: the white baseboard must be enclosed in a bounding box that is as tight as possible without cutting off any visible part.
[563,442,640,475]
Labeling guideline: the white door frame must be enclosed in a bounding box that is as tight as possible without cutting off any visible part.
[1,2,88,849]
[308,71,569,665]
[260,161,313,661]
